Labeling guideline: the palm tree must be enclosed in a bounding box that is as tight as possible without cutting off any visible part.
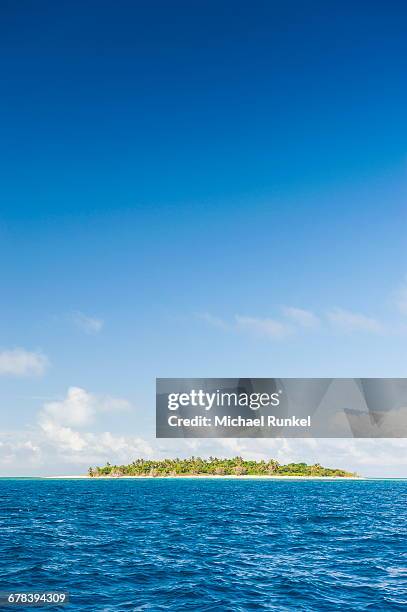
[233,465,247,476]
[267,459,280,474]
[310,463,322,475]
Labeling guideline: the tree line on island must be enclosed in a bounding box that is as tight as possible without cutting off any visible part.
[88,457,356,478]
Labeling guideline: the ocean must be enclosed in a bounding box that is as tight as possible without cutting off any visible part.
[0,479,406,610]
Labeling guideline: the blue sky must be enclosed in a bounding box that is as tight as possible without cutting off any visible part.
[1,1,407,475]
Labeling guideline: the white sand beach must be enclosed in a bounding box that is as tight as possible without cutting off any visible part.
[44,474,363,480]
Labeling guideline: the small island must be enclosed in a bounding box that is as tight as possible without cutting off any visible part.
[88,457,357,478]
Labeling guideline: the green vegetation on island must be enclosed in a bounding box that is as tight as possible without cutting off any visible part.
[88,457,356,478]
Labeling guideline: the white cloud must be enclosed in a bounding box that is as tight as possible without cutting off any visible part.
[40,421,87,452]
[283,306,320,328]
[39,386,130,430]
[37,417,153,459]
[36,386,140,460]
[85,431,154,460]
[40,387,96,428]
[0,426,154,473]
[201,306,385,339]
[0,348,48,377]
[0,435,42,471]
[197,276,407,342]
[235,315,292,339]
[327,308,383,333]
[72,311,104,334]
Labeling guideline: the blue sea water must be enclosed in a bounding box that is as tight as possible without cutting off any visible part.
[0,479,406,611]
